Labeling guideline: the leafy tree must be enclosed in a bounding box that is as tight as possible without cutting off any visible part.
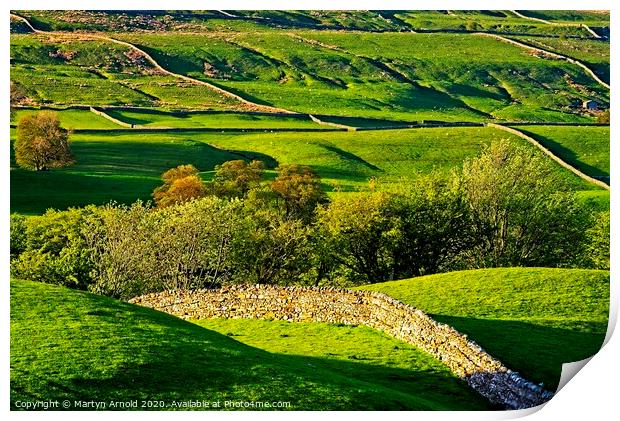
[270,164,328,221]
[85,198,248,299]
[389,173,474,277]
[210,159,264,198]
[231,209,313,285]
[459,140,589,267]
[155,197,246,290]
[317,193,400,284]
[153,164,208,208]
[10,214,28,260]
[84,202,159,298]
[14,111,73,171]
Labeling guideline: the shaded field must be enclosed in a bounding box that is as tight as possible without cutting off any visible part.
[358,267,610,391]
[394,10,598,36]
[10,126,600,214]
[9,131,271,214]
[10,279,490,410]
[15,10,602,36]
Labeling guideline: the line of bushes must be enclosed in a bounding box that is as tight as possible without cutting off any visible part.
[10,140,609,299]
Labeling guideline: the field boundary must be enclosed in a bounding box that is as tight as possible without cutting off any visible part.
[487,123,610,190]
[309,114,357,131]
[131,284,554,409]
[510,10,604,39]
[89,107,133,128]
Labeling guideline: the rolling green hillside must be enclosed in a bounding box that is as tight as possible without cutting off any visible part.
[358,268,610,390]
[11,20,609,122]
[10,279,490,410]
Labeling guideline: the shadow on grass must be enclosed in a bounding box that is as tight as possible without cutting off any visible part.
[10,284,491,411]
[516,128,609,179]
[10,140,277,214]
[431,315,607,392]
[321,145,382,171]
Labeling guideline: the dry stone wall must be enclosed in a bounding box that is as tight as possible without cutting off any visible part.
[130,284,554,409]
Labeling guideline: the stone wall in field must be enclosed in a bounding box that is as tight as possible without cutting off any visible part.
[130,284,554,410]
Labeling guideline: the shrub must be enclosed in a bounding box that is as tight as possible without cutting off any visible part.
[316,192,400,284]
[230,209,314,285]
[85,198,247,299]
[389,173,474,277]
[10,207,96,289]
[583,211,610,270]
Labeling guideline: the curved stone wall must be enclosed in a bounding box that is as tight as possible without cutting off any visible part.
[129,284,554,409]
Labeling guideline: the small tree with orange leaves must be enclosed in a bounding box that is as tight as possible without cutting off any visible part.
[153,164,208,208]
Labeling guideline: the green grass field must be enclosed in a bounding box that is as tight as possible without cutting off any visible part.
[10,33,244,110]
[15,10,607,35]
[512,125,610,179]
[10,126,598,214]
[394,10,595,36]
[514,10,609,27]
[11,109,123,130]
[358,267,610,391]
[296,31,607,121]
[10,279,490,410]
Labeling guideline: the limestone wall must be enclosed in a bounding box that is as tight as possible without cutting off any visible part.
[129,284,554,409]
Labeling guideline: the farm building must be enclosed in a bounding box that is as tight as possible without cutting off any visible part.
[582,100,599,110]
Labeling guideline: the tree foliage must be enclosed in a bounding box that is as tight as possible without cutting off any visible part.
[210,159,264,198]
[458,140,589,268]
[14,111,74,171]
[153,164,208,208]
[11,140,606,294]
[10,207,96,289]
[390,174,474,277]
[583,211,610,270]
[317,193,400,284]
[270,164,328,221]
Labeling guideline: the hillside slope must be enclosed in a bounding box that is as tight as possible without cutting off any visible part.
[358,267,610,390]
[10,279,489,410]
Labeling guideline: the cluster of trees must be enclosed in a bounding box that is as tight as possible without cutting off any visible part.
[10,140,609,299]
[152,160,328,222]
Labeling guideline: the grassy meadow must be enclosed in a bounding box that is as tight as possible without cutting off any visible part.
[10,279,490,410]
[512,125,610,179]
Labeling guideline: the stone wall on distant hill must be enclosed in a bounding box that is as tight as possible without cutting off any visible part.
[130,284,554,410]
